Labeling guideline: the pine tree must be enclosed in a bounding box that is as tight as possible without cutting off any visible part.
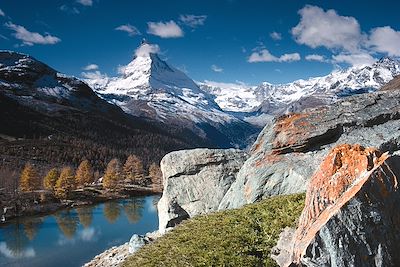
[43,168,59,192]
[148,162,163,191]
[103,158,121,189]
[75,160,94,187]
[123,155,144,184]
[55,167,76,199]
[19,163,40,192]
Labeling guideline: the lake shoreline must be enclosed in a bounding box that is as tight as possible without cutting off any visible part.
[0,185,161,224]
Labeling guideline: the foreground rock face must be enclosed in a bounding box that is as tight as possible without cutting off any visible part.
[220,89,400,209]
[157,148,247,232]
[274,144,400,267]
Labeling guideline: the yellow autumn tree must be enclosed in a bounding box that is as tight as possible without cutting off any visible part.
[43,168,59,192]
[75,160,94,187]
[148,162,163,191]
[103,158,121,189]
[123,155,144,184]
[19,163,40,192]
[55,167,76,199]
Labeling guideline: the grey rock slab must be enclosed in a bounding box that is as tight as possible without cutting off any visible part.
[158,148,247,232]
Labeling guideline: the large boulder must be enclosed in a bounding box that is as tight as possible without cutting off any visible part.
[274,144,400,267]
[219,90,400,209]
[157,148,247,233]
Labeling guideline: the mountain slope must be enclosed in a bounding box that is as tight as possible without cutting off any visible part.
[0,51,208,187]
[381,74,400,91]
[200,57,400,115]
[85,43,258,148]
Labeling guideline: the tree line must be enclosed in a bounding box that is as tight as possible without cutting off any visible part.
[19,155,162,199]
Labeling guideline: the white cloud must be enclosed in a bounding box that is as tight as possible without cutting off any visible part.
[81,70,106,79]
[368,26,400,57]
[0,9,5,17]
[305,54,327,62]
[83,64,99,71]
[279,53,301,62]
[248,49,300,63]
[147,20,184,38]
[211,64,223,72]
[5,22,61,46]
[135,43,160,57]
[179,15,207,28]
[292,5,362,52]
[332,52,376,66]
[248,49,277,62]
[115,24,141,36]
[76,0,93,6]
[270,31,282,41]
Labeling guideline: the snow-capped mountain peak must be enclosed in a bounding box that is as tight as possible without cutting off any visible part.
[89,43,214,108]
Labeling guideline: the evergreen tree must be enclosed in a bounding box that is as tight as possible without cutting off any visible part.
[75,160,94,187]
[55,167,76,199]
[43,168,59,192]
[19,163,40,192]
[123,155,144,183]
[103,158,121,189]
[148,162,163,191]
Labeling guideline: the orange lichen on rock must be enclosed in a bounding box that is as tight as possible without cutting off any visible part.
[255,152,283,167]
[291,144,397,264]
[272,113,315,151]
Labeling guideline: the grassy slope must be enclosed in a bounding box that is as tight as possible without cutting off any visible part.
[123,194,305,267]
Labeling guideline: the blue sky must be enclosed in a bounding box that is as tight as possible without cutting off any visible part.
[1,0,400,85]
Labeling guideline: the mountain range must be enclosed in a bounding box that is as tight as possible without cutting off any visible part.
[1,42,400,175]
[200,57,400,119]
[85,42,400,129]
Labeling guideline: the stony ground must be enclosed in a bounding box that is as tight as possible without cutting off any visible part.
[84,243,130,267]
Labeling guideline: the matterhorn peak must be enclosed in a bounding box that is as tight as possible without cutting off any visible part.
[90,41,213,107]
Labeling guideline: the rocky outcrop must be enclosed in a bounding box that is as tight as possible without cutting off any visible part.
[273,144,400,267]
[157,148,247,233]
[219,89,400,209]
[84,231,161,267]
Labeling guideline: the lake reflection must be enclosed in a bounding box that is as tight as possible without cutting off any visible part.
[0,195,159,267]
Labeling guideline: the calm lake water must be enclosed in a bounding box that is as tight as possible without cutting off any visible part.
[0,195,160,267]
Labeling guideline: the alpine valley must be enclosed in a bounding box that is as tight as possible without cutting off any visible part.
[2,42,400,267]
[3,2,400,267]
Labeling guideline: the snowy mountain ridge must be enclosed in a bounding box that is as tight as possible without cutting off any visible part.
[199,57,400,113]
